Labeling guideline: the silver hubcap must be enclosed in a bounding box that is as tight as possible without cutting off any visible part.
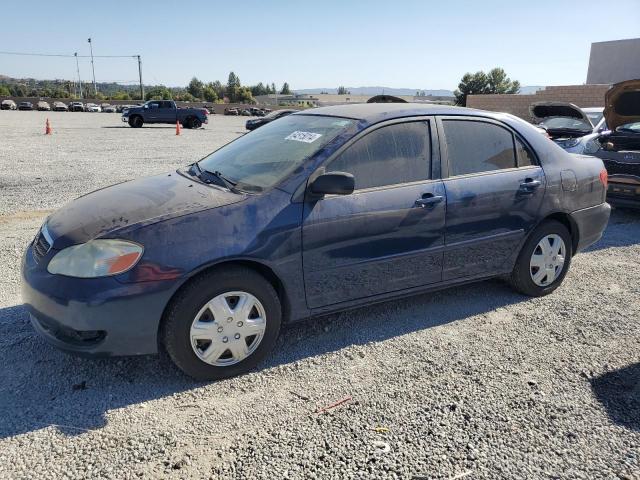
[190,291,267,366]
[530,234,566,287]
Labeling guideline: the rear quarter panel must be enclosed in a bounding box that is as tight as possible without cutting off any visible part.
[498,114,607,213]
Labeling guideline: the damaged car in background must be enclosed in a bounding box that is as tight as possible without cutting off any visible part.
[594,80,640,209]
[530,102,605,154]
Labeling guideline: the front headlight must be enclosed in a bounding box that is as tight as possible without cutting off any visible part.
[583,138,601,154]
[558,137,581,149]
[47,239,143,278]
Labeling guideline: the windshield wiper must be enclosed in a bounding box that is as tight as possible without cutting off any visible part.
[190,162,240,193]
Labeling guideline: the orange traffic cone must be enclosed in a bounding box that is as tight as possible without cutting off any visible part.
[45,118,52,135]
[175,120,181,136]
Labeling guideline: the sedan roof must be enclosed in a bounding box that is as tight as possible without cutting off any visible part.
[297,103,491,125]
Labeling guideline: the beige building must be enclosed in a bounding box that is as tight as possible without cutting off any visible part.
[256,93,454,107]
[587,38,640,84]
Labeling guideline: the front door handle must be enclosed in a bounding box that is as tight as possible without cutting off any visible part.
[519,179,542,194]
[415,194,444,208]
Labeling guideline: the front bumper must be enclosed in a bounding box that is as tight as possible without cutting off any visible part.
[21,244,178,357]
[570,202,611,252]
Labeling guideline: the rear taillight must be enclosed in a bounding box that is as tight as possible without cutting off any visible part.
[599,169,608,188]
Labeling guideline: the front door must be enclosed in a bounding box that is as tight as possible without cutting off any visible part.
[438,117,546,280]
[302,120,446,309]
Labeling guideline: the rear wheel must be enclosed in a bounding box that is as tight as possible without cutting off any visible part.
[509,220,572,297]
[190,117,202,129]
[162,267,282,380]
[128,116,143,128]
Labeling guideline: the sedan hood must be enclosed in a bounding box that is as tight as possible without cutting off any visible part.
[530,102,591,124]
[46,171,242,249]
[604,79,640,132]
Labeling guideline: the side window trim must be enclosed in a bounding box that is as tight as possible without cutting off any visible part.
[436,115,539,179]
[318,117,439,192]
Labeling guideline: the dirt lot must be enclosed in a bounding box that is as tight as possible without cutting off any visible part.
[0,110,639,479]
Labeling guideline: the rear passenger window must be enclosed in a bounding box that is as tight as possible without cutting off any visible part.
[515,138,535,167]
[328,122,431,190]
[443,120,516,176]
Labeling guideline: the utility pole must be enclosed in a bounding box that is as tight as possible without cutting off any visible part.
[88,38,97,97]
[137,55,144,101]
[74,52,83,99]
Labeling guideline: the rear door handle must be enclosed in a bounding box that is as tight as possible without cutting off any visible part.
[415,194,444,208]
[519,179,542,194]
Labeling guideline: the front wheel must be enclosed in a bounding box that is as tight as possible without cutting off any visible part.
[509,220,572,297]
[128,116,143,128]
[162,267,282,380]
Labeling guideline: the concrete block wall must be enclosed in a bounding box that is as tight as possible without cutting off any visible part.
[467,84,611,121]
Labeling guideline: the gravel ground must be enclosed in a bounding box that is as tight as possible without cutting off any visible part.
[0,111,639,479]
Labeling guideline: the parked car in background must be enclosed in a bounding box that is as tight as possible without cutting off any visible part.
[122,100,208,128]
[240,109,252,116]
[594,79,640,209]
[1,99,17,110]
[52,101,68,112]
[224,108,239,116]
[18,101,34,111]
[85,103,101,112]
[22,103,610,380]
[245,109,296,130]
[37,101,51,111]
[100,103,114,113]
[250,107,265,117]
[69,102,85,112]
[530,102,604,154]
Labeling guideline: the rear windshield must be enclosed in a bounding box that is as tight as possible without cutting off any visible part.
[197,115,356,191]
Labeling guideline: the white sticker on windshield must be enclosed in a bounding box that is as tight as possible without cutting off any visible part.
[285,131,323,143]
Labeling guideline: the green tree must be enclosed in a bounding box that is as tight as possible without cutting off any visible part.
[486,67,520,94]
[0,85,11,96]
[145,86,172,101]
[337,86,350,95]
[211,80,225,99]
[280,82,291,95]
[271,83,276,94]
[454,67,520,106]
[111,91,131,100]
[187,77,204,99]
[202,84,218,102]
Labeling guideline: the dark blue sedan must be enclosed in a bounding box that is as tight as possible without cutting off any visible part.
[22,104,611,379]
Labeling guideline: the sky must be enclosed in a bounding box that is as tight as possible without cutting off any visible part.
[1,0,639,91]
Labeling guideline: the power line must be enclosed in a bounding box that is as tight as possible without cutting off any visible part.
[0,50,137,58]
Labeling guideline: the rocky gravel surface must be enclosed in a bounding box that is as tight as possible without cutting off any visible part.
[0,111,639,479]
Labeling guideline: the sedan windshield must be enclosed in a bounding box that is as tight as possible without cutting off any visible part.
[540,117,592,133]
[197,115,356,191]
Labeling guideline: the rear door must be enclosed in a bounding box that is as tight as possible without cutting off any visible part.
[302,119,446,309]
[437,117,545,280]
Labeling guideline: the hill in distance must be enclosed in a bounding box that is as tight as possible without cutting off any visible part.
[294,86,455,97]
[295,86,546,97]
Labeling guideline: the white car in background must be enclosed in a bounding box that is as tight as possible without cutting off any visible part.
[85,103,102,112]
[530,102,605,154]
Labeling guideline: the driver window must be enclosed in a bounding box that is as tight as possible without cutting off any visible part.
[327,122,431,190]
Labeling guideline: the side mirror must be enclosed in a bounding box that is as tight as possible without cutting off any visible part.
[310,172,355,196]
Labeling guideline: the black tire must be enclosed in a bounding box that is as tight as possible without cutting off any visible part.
[190,117,202,129]
[128,115,143,128]
[161,266,282,380]
[509,220,573,297]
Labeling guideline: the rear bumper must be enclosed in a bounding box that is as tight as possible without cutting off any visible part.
[21,246,178,357]
[570,202,611,252]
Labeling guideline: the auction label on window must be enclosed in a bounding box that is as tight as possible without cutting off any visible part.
[285,131,323,143]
